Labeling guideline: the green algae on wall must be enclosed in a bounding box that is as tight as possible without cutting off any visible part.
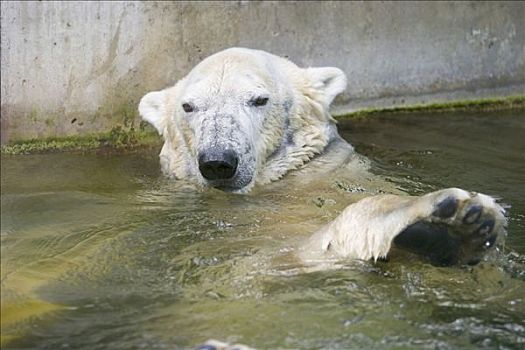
[2,96,524,155]
[1,101,161,154]
[0,127,161,155]
[336,96,525,119]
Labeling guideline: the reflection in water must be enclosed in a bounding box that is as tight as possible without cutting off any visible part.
[1,110,524,349]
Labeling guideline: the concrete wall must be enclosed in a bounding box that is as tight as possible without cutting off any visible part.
[1,1,524,143]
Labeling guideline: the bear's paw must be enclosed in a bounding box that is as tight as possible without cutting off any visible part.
[394,188,508,266]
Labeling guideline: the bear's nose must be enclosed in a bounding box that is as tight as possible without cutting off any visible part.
[198,149,239,180]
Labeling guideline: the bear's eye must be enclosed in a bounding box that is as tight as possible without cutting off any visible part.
[182,103,194,113]
[251,97,269,107]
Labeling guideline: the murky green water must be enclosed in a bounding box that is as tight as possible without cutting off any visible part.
[2,110,524,349]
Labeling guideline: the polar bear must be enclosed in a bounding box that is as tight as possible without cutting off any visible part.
[139,47,506,268]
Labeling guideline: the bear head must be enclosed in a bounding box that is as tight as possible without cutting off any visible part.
[139,48,347,193]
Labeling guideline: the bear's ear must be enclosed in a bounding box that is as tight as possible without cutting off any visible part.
[306,67,347,107]
[138,90,168,136]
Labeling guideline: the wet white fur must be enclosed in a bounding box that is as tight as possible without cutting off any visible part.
[139,48,347,190]
[139,48,506,263]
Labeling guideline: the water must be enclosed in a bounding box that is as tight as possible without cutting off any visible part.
[1,110,524,349]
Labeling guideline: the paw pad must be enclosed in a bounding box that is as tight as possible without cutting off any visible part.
[396,189,507,266]
[475,219,495,236]
[463,205,482,224]
[432,196,458,218]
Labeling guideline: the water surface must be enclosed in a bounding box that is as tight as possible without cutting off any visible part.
[2,110,524,349]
